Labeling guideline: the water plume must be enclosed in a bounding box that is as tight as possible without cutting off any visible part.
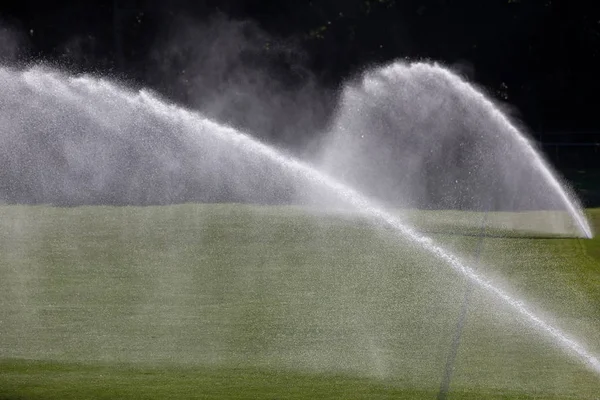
[320,62,592,238]
[0,63,597,381]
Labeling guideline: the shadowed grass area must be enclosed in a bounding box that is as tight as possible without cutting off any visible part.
[0,205,599,399]
[0,360,587,400]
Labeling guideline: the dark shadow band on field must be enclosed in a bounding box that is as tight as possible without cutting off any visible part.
[0,359,580,400]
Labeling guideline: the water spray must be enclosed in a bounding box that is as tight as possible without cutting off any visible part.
[7,65,600,378]
[132,89,600,376]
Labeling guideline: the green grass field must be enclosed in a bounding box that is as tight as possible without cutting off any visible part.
[1,205,599,399]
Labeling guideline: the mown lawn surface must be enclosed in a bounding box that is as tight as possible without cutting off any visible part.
[0,205,599,399]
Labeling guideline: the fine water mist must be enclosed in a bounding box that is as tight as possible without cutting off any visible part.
[0,59,598,394]
[0,67,304,205]
[319,62,592,238]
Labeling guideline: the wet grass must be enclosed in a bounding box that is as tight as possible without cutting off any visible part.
[0,205,599,399]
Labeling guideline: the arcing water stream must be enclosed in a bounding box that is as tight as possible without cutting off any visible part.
[3,64,599,376]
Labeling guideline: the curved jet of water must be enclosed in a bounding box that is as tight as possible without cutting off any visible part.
[404,63,592,238]
[12,67,600,376]
[330,62,592,238]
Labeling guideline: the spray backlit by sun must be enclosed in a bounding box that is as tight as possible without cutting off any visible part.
[0,62,597,381]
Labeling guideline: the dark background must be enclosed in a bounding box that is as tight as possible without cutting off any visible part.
[1,1,599,172]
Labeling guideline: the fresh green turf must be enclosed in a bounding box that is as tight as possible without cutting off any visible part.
[0,205,599,399]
